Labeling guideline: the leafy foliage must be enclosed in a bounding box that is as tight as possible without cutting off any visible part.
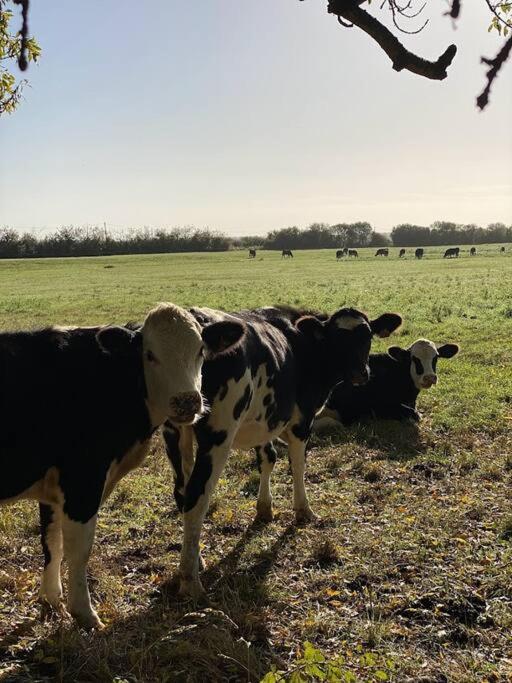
[0,0,40,115]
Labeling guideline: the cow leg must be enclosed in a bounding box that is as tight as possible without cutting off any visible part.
[255,442,277,523]
[179,431,233,598]
[288,434,317,524]
[62,514,102,629]
[39,503,63,608]
[163,424,206,570]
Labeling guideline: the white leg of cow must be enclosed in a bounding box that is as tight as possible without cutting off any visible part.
[179,439,232,598]
[255,443,277,523]
[39,503,64,608]
[288,438,317,523]
[62,514,102,629]
[179,427,207,571]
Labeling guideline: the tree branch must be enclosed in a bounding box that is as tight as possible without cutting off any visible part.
[476,33,512,109]
[327,0,457,80]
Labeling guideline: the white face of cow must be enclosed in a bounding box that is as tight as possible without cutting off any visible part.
[391,339,459,390]
[141,303,205,426]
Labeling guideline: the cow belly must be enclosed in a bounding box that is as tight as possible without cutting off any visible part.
[232,420,285,450]
[0,466,63,507]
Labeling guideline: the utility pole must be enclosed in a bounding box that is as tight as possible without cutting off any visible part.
[103,221,108,241]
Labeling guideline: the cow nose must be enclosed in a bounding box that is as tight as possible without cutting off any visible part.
[169,391,202,422]
[351,367,369,386]
[423,374,437,387]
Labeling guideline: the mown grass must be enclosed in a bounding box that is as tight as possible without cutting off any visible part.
[0,247,511,682]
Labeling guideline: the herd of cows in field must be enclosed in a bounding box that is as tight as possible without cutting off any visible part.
[1,298,463,629]
[246,246,508,259]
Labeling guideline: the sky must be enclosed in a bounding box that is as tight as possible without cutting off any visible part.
[1,0,511,236]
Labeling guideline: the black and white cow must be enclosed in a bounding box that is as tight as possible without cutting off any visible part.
[444,247,460,258]
[336,249,344,260]
[348,249,358,258]
[501,246,506,253]
[282,249,293,258]
[399,249,406,258]
[415,248,424,259]
[163,305,402,597]
[0,303,244,628]
[249,249,256,258]
[375,248,389,257]
[318,338,459,425]
[470,247,477,256]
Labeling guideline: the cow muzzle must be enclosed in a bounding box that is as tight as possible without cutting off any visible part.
[169,391,203,424]
[351,367,370,386]
[422,374,437,389]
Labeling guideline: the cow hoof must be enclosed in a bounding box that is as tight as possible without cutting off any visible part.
[70,608,104,630]
[295,507,318,524]
[38,587,63,610]
[255,503,274,523]
[179,576,207,601]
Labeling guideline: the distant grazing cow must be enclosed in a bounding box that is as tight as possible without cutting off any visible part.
[282,249,293,258]
[348,249,358,257]
[415,248,424,259]
[0,304,244,628]
[249,249,256,258]
[318,338,459,425]
[444,247,460,258]
[336,249,344,260]
[163,305,402,597]
[399,249,406,258]
[470,247,477,256]
[500,246,506,253]
[375,248,389,257]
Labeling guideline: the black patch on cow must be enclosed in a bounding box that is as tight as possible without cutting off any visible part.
[233,384,252,420]
[183,424,227,512]
[218,384,228,401]
[263,393,272,406]
[255,446,263,473]
[292,417,312,442]
[264,442,277,464]
[258,377,262,388]
[40,503,53,568]
[412,356,424,375]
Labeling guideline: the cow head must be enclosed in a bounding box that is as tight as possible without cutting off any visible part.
[296,308,402,386]
[98,303,245,427]
[387,339,459,390]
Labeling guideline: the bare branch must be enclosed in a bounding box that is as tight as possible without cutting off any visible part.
[476,33,512,109]
[12,0,29,71]
[327,0,457,80]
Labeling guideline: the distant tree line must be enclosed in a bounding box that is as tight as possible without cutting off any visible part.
[0,221,510,259]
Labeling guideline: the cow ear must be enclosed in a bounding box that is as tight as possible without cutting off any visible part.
[296,316,325,341]
[437,343,459,359]
[97,326,138,355]
[202,320,245,354]
[370,313,402,338]
[387,346,409,362]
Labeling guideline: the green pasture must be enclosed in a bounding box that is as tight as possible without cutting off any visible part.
[1,246,511,682]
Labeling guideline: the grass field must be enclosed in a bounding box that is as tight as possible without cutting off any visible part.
[1,246,511,682]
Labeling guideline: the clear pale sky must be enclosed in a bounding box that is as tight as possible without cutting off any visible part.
[1,0,511,235]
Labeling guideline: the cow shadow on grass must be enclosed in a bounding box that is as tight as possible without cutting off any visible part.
[313,418,425,462]
[2,521,297,682]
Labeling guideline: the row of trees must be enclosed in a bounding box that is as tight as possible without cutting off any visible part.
[0,221,510,259]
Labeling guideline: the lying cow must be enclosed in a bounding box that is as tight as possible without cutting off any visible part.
[318,338,459,425]
[163,305,402,597]
[0,303,243,628]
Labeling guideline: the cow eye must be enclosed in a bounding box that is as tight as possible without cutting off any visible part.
[146,349,158,363]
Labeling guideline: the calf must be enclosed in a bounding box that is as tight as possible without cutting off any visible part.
[249,249,256,258]
[470,247,477,256]
[0,304,244,628]
[319,338,459,425]
[375,248,389,257]
[444,247,460,258]
[348,249,358,257]
[281,249,293,258]
[163,305,401,597]
[399,249,406,258]
[415,248,424,259]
